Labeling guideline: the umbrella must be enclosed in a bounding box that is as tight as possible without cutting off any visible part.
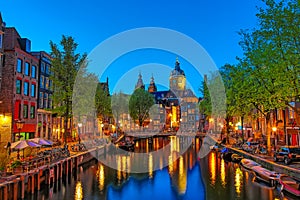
[28,138,53,146]
[11,140,41,149]
[11,140,41,159]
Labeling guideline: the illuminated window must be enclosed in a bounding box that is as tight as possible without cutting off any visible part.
[16,80,22,94]
[23,104,28,118]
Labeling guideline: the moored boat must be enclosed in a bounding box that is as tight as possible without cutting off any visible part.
[240,158,261,171]
[279,174,300,197]
[231,154,243,163]
[252,165,280,187]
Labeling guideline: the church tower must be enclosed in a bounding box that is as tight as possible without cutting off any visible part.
[148,75,157,93]
[169,58,186,92]
[135,72,145,90]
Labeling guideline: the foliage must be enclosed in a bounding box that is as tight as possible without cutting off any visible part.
[129,88,155,127]
[95,83,112,121]
[238,0,299,114]
[50,35,87,143]
[111,92,129,125]
[11,160,22,169]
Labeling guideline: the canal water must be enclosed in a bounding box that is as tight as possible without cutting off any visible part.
[27,136,295,200]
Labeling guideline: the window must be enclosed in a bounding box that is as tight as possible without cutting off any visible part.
[17,58,22,73]
[31,84,36,97]
[40,76,44,88]
[39,92,43,108]
[49,80,52,89]
[23,104,28,118]
[0,34,3,48]
[41,62,45,73]
[43,93,48,108]
[30,105,35,119]
[31,65,36,78]
[25,62,30,76]
[44,77,48,89]
[45,64,50,74]
[24,82,29,96]
[16,80,22,94]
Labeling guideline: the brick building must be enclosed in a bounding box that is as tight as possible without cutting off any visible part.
[31,51,53,140]
[1,27,39,142]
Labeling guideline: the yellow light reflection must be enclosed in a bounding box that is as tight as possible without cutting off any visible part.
[117,156,121,184]
[75,181,83,200]
[235,167,243,196]
[160,156,163,170]
[168,155,173,175]
[122,156,127,179]
[220,159,226,187]
[97,164,105,191]
[149,153,153,178]
[209,152,216,185]
[178,156,187,194]
[127,156,131,173]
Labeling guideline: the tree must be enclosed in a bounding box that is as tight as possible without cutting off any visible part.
[95,83,112,122]
[111,92,129,127]
[50,35,86,144]
[238,0,299,152]
[129,88,155,128]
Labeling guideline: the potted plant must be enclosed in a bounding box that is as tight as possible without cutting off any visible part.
[11,160,23,173]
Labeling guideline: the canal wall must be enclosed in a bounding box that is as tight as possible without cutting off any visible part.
[228,147,300,180]
[0,144,109,200]
[207,135,300,180]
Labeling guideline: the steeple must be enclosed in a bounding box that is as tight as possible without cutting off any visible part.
[135,72,145,90]
[148,74,157,93]
[169,57,186,91]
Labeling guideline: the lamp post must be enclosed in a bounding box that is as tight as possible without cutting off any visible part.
[15,119,24,160]
[78,123,82,144]
[15,119,24,142]
[272,126,277,148]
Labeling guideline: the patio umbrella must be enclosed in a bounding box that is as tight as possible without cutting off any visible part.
[28,138,53,146]
[11,140,41,159]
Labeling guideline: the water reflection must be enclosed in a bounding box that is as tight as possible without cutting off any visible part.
[97,164,105,192]
[75,181,83,200]
[28,137,286,200]
[209,151,216,186]
[178,156,187,194]
[220,159,226,187]
[234,167,243,196]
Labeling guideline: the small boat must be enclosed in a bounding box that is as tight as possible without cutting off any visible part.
[231,154,243,163]
[221,152,233,161]
[252,166,280,187]
[240,158,261,171]
[279,174,300,197]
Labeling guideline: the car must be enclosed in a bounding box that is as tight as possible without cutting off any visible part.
[241,142,260,153]
[273,146,300,165]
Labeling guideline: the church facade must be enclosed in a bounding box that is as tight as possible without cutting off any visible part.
[134,58,200,133]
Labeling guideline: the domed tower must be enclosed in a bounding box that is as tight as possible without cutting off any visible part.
[169,58,186,92]
[135,72,145,90]
[148,75,157,93]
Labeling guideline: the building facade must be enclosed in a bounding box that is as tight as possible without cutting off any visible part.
[31,51,53,140]
[1,27,39,142]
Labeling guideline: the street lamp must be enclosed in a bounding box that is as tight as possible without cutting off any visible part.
[78,123,82,144]
[15,119,24,141]
[272,126,277,147]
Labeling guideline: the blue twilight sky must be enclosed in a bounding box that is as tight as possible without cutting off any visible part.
[1,0,264,96]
